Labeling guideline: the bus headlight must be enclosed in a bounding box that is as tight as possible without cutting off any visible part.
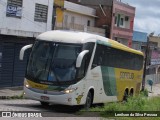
[63,87,78,94]
[25,84,30,88]
[63,89,74,94]
[24,81,30,88]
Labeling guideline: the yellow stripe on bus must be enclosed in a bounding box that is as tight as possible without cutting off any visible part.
[25,79,48,90]
[108,39,144,56]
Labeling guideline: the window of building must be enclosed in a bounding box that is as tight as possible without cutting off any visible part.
[34,3,48,23]
[71,16,75,24]
[114,16,117,26]
[120,18,124,26]
[6,0,22,18]
[70,16,75,28]
[64,15,68,28]
[87,20,90,26]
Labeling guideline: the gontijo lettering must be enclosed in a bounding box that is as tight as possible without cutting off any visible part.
[120,72,134,79]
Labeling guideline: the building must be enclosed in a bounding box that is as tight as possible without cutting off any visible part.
[54,0,105,36]
[111,0,135,47]
[67,0,112,38]
[132,31,147,51]
[0,0,54,87]
[149,36,160,48]
[149,36,160,66]
[67,0,135,47]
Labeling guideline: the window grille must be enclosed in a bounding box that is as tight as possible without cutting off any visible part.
[34,3,48,23]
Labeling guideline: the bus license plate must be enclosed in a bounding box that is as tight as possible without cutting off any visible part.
[41,96,49,100]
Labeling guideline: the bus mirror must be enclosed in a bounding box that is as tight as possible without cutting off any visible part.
[76,50,89,68]
[19,44,33,60]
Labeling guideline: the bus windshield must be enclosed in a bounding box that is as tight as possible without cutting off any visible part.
[26,41,82,85]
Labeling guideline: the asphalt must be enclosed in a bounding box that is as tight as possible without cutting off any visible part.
[0,83,160,99]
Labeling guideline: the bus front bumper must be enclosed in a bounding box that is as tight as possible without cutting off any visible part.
[24,87,77,106]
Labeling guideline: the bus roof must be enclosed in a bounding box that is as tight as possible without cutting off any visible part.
[37,30,108,43]
[37,30,143,56]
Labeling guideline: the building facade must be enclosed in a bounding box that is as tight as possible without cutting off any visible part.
[111,0,135,47]
[67,0,135,47]
[67,0,112,38]
[54,0,105,36]
[0,0,54,87]
[146,36,160,75]
[149,36,160,66]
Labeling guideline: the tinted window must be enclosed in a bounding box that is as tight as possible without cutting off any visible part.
[92,44,143,70]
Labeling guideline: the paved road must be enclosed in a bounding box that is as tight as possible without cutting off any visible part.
[0,99,104,120]
[0,99,81,116]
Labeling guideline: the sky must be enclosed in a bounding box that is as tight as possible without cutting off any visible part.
[121,0,160,35]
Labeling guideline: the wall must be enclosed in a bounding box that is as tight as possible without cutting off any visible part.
[64,11,95,27]
[150,36,160,48]
[111,0,135,47]
[132,31,147,42]
[146,74,160,84]
[0,0,53,37]
[67,0,112,6]
[64,1,96,17]
[54,1,106,36]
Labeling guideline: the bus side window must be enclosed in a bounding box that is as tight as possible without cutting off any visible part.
[92,45,104,68]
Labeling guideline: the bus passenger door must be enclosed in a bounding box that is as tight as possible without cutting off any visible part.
[88,65,104,103]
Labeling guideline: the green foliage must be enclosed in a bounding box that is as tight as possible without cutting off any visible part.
[83,95,160,118]
[140,89,149,97]
[9,92,24,99]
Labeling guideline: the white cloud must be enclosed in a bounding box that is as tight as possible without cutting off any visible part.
[134,18,160,34]
[121,0,160,35]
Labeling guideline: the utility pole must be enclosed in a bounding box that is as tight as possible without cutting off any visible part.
[141,32,154,91]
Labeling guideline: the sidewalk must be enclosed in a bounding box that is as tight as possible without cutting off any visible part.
[146,83,160,97]
[0,86,23,99]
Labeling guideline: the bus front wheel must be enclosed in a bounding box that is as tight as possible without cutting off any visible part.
[40,101,49,106]
[84,91,92,110]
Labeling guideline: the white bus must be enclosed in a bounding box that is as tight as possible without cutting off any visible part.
[20,30,144,109]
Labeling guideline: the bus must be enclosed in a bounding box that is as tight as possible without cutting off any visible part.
[20,30,144,109]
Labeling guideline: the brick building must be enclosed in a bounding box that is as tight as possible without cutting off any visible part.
[67,0,135,47]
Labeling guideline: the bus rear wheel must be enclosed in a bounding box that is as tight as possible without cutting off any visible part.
[123,90,128,102]
[40,101,49,106]
[84,91,92,110]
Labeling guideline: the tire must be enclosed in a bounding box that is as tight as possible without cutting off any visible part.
[84,92,92,110]
[130,92,133,97]
[130,89,134,97]
[123,91,128,102]
[40,101,49,106]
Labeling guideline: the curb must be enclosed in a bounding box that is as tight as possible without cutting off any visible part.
[0,96,10,99]
[0,86,23,90]
[0,95,24,100]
